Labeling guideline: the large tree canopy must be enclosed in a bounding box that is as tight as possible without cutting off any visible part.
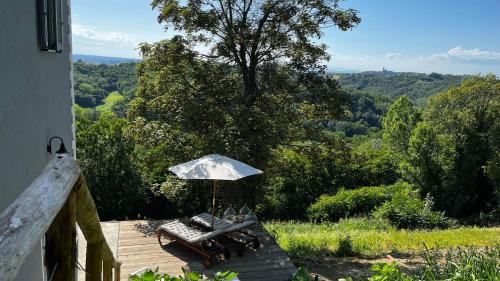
[404,75,500,217]
[128,37,348,207]
[151,0,360,105]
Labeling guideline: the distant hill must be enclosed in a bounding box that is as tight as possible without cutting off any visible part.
[73,54,141,65]
[73,61,137,117]
[73,61,467,137]
[336,70,467,105]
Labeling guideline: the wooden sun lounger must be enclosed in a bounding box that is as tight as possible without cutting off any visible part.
[157,219,231,268]
[157,214,261,267]
[190,213,261,255]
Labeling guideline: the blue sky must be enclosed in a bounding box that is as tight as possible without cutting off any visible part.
[71,0,500,74]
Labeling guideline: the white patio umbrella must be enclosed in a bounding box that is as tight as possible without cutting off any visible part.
[168,154,263,229]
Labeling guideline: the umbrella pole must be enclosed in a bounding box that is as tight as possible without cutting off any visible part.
[211,180,217,230]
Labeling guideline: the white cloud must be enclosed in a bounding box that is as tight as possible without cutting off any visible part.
[421,47,500,63]
[385,53,404,60]
[72,24,137,46]
[446,47,500,59]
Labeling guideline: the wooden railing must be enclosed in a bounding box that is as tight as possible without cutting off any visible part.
[0,154,121,281]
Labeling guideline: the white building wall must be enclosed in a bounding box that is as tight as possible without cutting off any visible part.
[0,0,74,280]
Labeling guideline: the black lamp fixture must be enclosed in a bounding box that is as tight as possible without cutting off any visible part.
[47,136,68,154]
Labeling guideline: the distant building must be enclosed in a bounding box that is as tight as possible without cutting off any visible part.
[0,0,74,280]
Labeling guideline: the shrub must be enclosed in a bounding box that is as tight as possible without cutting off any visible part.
[368,262,411,281]
[307,182,409,222]
[291,266,317,281]
[373,189,453,230]
[130,268,238,281]
[336,236,355,257]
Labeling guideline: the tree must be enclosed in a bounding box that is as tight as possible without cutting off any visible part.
[151,0,360,106]
[405,75,500,217]
[382,96,421,157]
[77,114,146,220]
[129,35,349,207]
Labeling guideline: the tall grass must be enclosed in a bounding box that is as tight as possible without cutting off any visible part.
[264,218,500,257]
[413,246,500,280]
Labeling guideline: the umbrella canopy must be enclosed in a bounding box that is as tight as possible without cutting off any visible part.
[168,154,263,229]
[168,154,263,180]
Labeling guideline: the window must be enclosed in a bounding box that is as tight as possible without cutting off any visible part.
[38,0,64,52]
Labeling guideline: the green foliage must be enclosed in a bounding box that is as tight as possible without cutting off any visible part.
[328,72,464,137]
[258,141,350,220]
[129,36,348,209]
[337,71,465,105]
[413,246,500,280]
[265,220,500,258]
[76,113,146,220]
[382,96,422,158]
[373,188,453,230]
[403,75,500,218]
[352,247,500,281]
[258,139,398,220]
[352,142,400,185]
[152,0,360,106]
[130,268,238,281]
[336,236,355,257]
[307,183,407,222]
[291,266,315,281]
[95,92,125,113]
[368,262,411,281]
[329,90,391,136]
[74,61,137,116]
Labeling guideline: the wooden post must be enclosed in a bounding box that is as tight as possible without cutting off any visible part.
[86,241,103,281]
[103,259,112,281]
[76,177,118,281]
[114,262,121,281]
[0,155,80,281]
[211,180,217,230]
[45,189,77,281]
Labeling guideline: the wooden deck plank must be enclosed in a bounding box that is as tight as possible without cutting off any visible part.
[114,220,296,281]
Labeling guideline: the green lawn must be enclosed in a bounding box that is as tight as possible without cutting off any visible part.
[96,92,124,112]
[264,218,500,257]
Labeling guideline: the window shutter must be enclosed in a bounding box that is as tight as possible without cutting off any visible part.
[38,0,49,50]
[37,0,63,52]
[55,0,64,52]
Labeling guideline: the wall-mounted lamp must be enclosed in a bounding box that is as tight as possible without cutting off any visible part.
[47,136,68,154]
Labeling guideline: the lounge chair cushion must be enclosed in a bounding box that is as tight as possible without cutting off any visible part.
[159,219,226,244]
[191,213,256,231]
[191,212,233,229]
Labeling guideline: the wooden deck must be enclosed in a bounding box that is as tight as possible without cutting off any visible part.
[78,220,296,281]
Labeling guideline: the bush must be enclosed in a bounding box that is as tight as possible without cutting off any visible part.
[257,138,400,221]
[131,268,238,281]
[373,188,453,230]
[77,114,146,220]
[368,262,411,281]
[336,236,355,257]
[307,182,408,222]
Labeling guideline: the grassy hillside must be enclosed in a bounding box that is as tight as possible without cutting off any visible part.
[336,71,466,105]
[95,92,125,112]
[74,61,136,113]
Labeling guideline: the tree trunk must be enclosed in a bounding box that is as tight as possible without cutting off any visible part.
[242,67,259,106]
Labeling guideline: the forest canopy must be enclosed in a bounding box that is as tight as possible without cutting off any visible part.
[72,0,497,226]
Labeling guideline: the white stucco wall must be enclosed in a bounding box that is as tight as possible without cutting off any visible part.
[0,0,74,280]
